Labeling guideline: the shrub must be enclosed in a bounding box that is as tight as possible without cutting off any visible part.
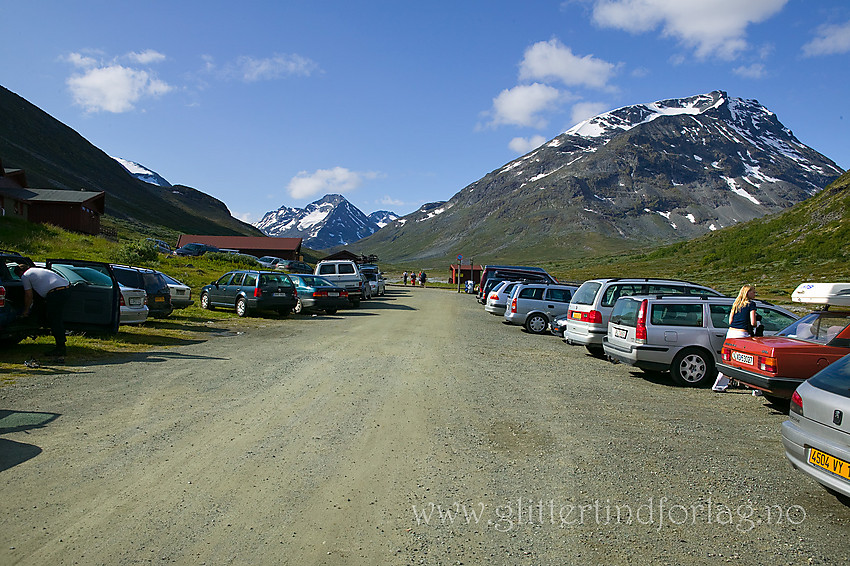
[115,239,159,266]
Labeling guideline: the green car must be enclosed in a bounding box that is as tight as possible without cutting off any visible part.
[288,274,350,315]
[200,270,297,317]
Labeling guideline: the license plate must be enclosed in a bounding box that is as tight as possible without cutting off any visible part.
[154,296,165,302]
[809,448,850,481]
[731,351,754,365]
[273,293,288,297]
[328,292,339,297]
[614,328,627,339]
[129,298,142,306]
[571,311,583,320]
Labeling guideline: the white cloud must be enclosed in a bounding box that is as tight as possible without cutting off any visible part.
[287,167,376,199]
[519,39,617,89]
[591,0,788,59]
[126,49,166,65]
[235,54,319,81]
[64,51,172,113]
[570,101,610,126]
[733,63,767,79]
[802,20,850,57]
[488,83,564,128]
[509,135,547,154]
[377,195,405,207]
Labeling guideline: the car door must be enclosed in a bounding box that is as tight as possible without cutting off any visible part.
[209,273,235,306]
[45,259,120,334]
[221,272,246,306]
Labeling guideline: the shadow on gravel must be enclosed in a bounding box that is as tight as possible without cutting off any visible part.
[78,350,229,368]
[0,409,61,471]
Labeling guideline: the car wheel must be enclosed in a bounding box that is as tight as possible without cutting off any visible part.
[200,292,212,310]
[325,308,338,315]
[525,314,548,334]
[236,297,249,317]
[293,298,303,314]
[670,348,715,387]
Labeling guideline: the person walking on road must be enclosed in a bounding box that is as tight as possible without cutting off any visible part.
[403,271,408,286]
[14,263,71,358]
[410,272,416,287]
[420,271,427,287]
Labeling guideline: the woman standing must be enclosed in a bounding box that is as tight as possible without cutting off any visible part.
[712,284,759,393]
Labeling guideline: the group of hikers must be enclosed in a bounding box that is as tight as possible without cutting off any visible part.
[402,271,427,287]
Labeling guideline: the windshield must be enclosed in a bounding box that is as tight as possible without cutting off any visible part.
[777,311,850,344]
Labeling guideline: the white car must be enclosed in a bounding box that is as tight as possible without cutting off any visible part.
[159,272,193,309]
[363,270,386,296]
[119,285,149,325]
[484,280,521,316]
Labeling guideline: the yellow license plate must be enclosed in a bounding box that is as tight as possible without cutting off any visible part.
[808,448,850,480]
[154,296,165,302]
[571,311,582,320]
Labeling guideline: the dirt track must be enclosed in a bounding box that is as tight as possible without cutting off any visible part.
[1,286,848,565]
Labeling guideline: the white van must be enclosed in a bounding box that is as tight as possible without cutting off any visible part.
[315,260,369,306]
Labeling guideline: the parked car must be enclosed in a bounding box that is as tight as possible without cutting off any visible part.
[174,243,220,256]
[551,313,570,337]
[477,265,557,304]
[781,352,850,498]
[276,260,314,274]
[484,280,522,316]
[718,282,850,399]
[49,263,150,326]
[504,282,579,334]
[360,265,386,296]
[200,270,297,317]
[564,278,725,356]
[258,256,283,269]
[159,272,193,309]
[111,265,173,318]
[288,274,350,315]
[1,252,120,345]
[146,238,173,254]
[603,295,797,387]
[314,260,368,306]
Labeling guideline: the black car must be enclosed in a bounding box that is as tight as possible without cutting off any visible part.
[1,251,121,345]
[174,242,220,257]
[200,270,297,317]
[111,265,173,318]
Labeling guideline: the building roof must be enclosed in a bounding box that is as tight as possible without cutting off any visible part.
[0,186,105,204]
[177,235,302,252]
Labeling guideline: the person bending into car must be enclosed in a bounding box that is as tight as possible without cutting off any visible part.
[14,263,71,358]
[712,284,759,394]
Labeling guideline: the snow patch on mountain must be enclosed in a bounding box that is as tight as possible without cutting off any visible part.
[112,157,172,187]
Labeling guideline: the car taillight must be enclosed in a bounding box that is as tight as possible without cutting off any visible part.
[254,287,262,298]
[489,293,499,301]
[119,293,126,306]
[340,290,348,297]
[313,290,328,297]
[757,355,777,374]
[635,299,648,344]
[0,286,5,307]
[510,298,517,313]
[569,309,603,324]
[790,390,803,415]
[721,347,731,362]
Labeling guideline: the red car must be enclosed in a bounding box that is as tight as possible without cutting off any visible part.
[717,283,850,399]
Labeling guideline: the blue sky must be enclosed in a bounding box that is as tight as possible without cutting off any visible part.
[2,1,848,223]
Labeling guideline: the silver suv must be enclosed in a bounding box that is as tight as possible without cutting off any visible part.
[564,278,724,356]
[603,295,797,387]
[503,283,579,334]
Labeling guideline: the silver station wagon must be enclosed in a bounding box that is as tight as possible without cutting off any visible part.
[504,282,579,334]
[603,294,797,387]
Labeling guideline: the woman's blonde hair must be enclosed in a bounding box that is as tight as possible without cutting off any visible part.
[730,284,754,318]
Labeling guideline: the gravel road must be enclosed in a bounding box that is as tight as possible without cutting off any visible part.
[1,286,848,565]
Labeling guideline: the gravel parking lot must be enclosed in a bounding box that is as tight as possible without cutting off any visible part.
[1,286,848,565]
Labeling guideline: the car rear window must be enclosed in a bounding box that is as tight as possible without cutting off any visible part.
[338,264,356,274]
[113,268,141,288]
[318,264,336,275]
[760,308,797,333]
[609,298,642,327]
[260,273,292,286]
[808,353,850,397]
[518,287,545,300]
[778,312,850,345]
[572,281,602,306]
[650,303,704,327]
[141,272,168,294]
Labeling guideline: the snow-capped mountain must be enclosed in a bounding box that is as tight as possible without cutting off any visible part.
[112,157,172,187]
[255,194,396,250]
[354,90,843,262]
[368,210,400,228]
